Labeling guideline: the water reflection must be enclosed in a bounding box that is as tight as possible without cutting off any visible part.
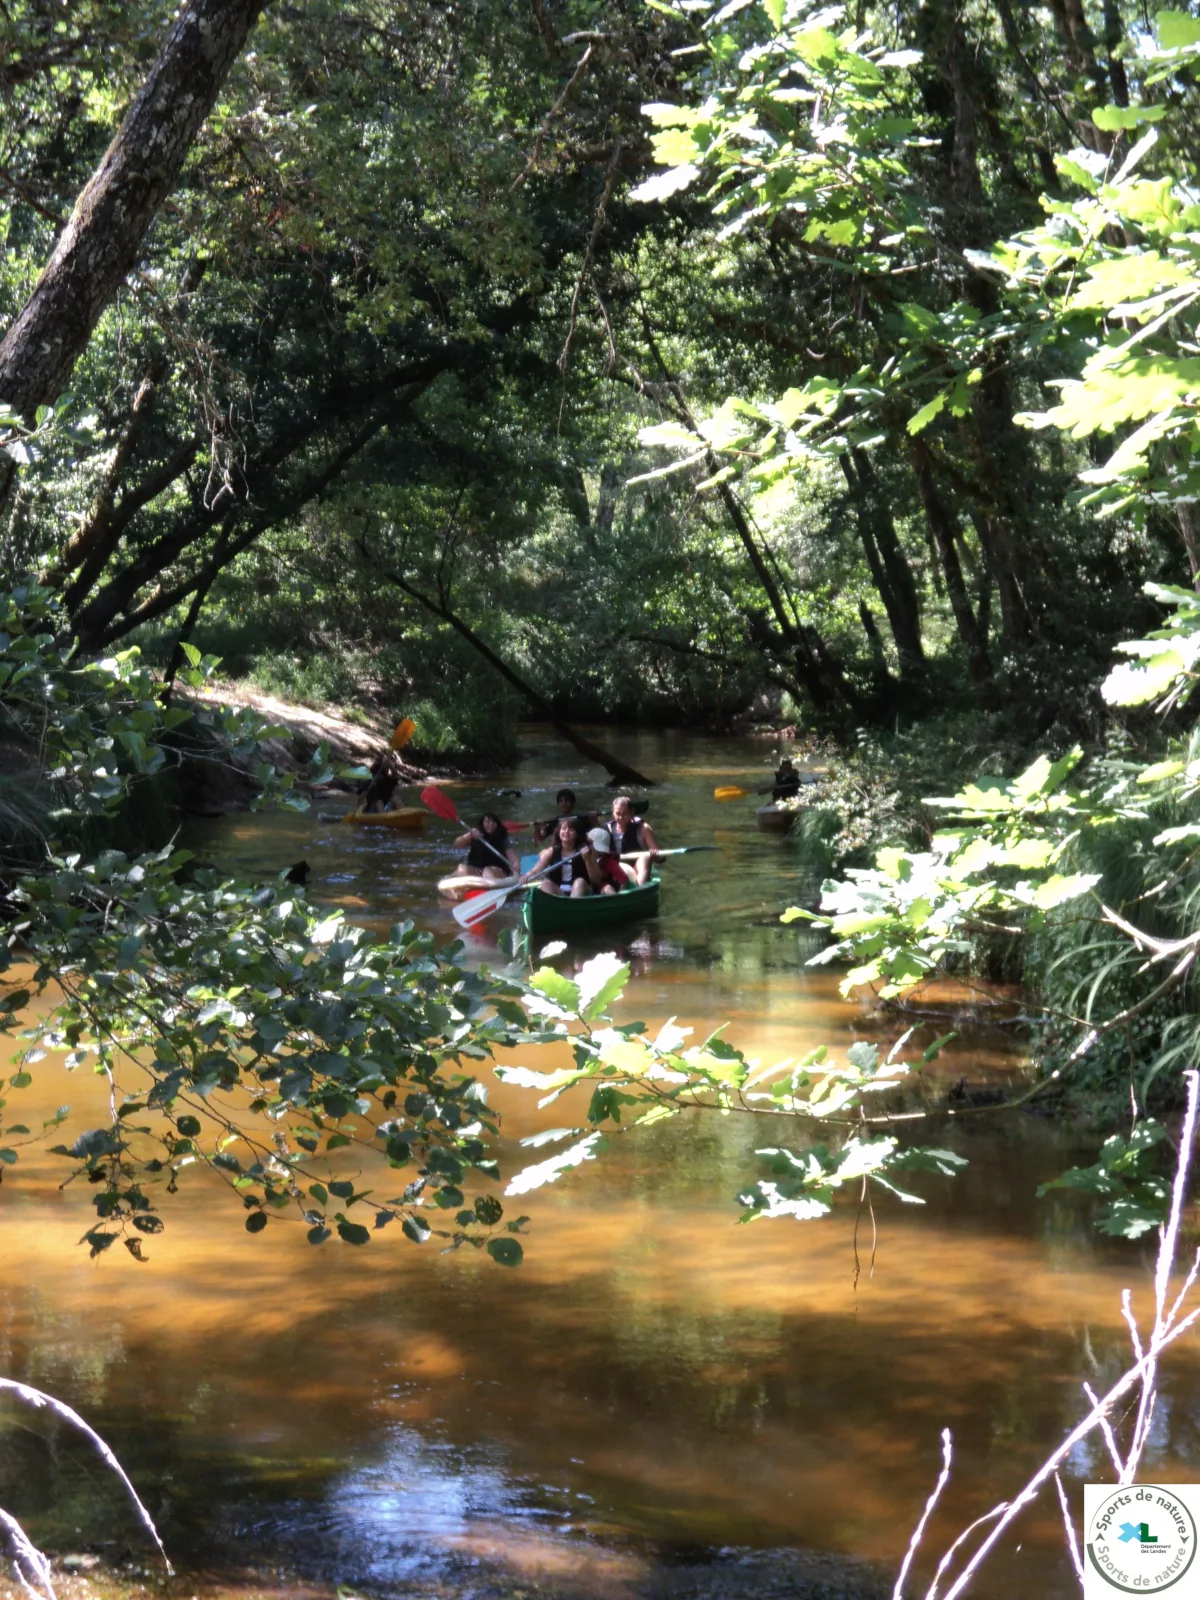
[1,728,1194,1600]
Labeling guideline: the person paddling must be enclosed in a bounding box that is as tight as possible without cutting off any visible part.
[758,757,801,802]
[608,794,659,886]
[526,816,597,897]
[532,787,596,843]
[453,813,519,882]
[362,750,401,813]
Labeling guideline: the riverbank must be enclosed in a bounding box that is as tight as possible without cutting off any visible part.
[171,682,500,816]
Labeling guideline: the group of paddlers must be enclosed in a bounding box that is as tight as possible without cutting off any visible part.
[453,788,660,898]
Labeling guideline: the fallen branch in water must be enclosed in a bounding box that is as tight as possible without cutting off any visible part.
[0,1378,172,1598]
[894,1067,1200,1598]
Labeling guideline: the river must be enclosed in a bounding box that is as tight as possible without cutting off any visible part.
[1,728,1196,1600]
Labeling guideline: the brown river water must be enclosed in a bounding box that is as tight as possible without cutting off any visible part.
[2,728,1197,1600]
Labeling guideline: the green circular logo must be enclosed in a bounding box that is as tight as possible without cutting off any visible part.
[1087,1486,1197,1593]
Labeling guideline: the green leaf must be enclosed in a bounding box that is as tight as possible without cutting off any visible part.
[245,1211,268,1233]
[629,163,701,203]
[529,966,581,1012]
[486,1236,523,1267]
[575,952,630,1022]
[337,1219,371,1246]
[505,1132,602,1196]
[906,392,947,435]
[1092,103,1167,131]
[1028,872,1102,909]
[1156,10,1200,48]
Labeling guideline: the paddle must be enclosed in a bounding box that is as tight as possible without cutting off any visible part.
[390,718,416,751]
[421,785,460,823]
[419,785,529,832]
[453,850,583,929]
[714,785,749,801]
[618,845,716,859]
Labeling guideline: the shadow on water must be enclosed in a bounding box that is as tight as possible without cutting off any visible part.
[2,727,1197,1599]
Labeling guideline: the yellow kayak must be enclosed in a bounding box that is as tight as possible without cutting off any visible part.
[342,806,428,830]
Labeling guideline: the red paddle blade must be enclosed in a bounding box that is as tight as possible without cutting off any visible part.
[421,786,460,823]
[504,820,529,831]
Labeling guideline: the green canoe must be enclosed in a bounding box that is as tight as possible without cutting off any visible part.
[521,876,661,937]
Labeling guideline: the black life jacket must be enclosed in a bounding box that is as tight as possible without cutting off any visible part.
[466,826,511,871]
[773,768,800,799]
[609,816,644,856]
[547,838,585,886]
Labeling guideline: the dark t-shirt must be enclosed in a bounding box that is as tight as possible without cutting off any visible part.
[467,832,511,872]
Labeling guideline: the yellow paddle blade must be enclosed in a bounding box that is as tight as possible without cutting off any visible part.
[390,717,416,750]
[714,785,749,801]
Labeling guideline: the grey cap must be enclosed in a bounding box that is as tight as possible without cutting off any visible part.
[587,828,614,853]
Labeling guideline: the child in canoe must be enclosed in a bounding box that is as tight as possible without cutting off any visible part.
[587,828,631,894]
[453,813,520,882]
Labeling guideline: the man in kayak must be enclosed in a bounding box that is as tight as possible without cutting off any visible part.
[362,750,401,813]
[452,813,520,882]
[759,757,801,802]
[607,795,659,886]
[532,787,596,843]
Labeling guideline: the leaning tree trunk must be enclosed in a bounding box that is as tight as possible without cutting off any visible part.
[0,0,269,418]
[376,565,657,788]
[910,441,993,690]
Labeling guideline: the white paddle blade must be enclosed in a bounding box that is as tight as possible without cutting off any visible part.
[452,887,510,928]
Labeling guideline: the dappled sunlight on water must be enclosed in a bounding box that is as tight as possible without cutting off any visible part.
[2,729,1195,1599]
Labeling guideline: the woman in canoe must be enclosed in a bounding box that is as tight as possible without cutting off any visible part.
[607,795,659,886]
[453,813,520,882]
[527,816,601,897]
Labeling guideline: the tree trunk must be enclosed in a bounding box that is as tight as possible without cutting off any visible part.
[69,365,443,642]
[595,462,622,538]
[910,442,992,687]
[858,599,891,696]
[1102,0,1130,106]
[968,508,1032,649]
[162,568,217,699]
[0,0,268,417]
[641,322,864,719]
[1046,0,1110,131]
[376,564,657,787]
[1178,503,1200,589]
[86,405,404,650]
[58,351,169,575]
[844,447,925,673]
